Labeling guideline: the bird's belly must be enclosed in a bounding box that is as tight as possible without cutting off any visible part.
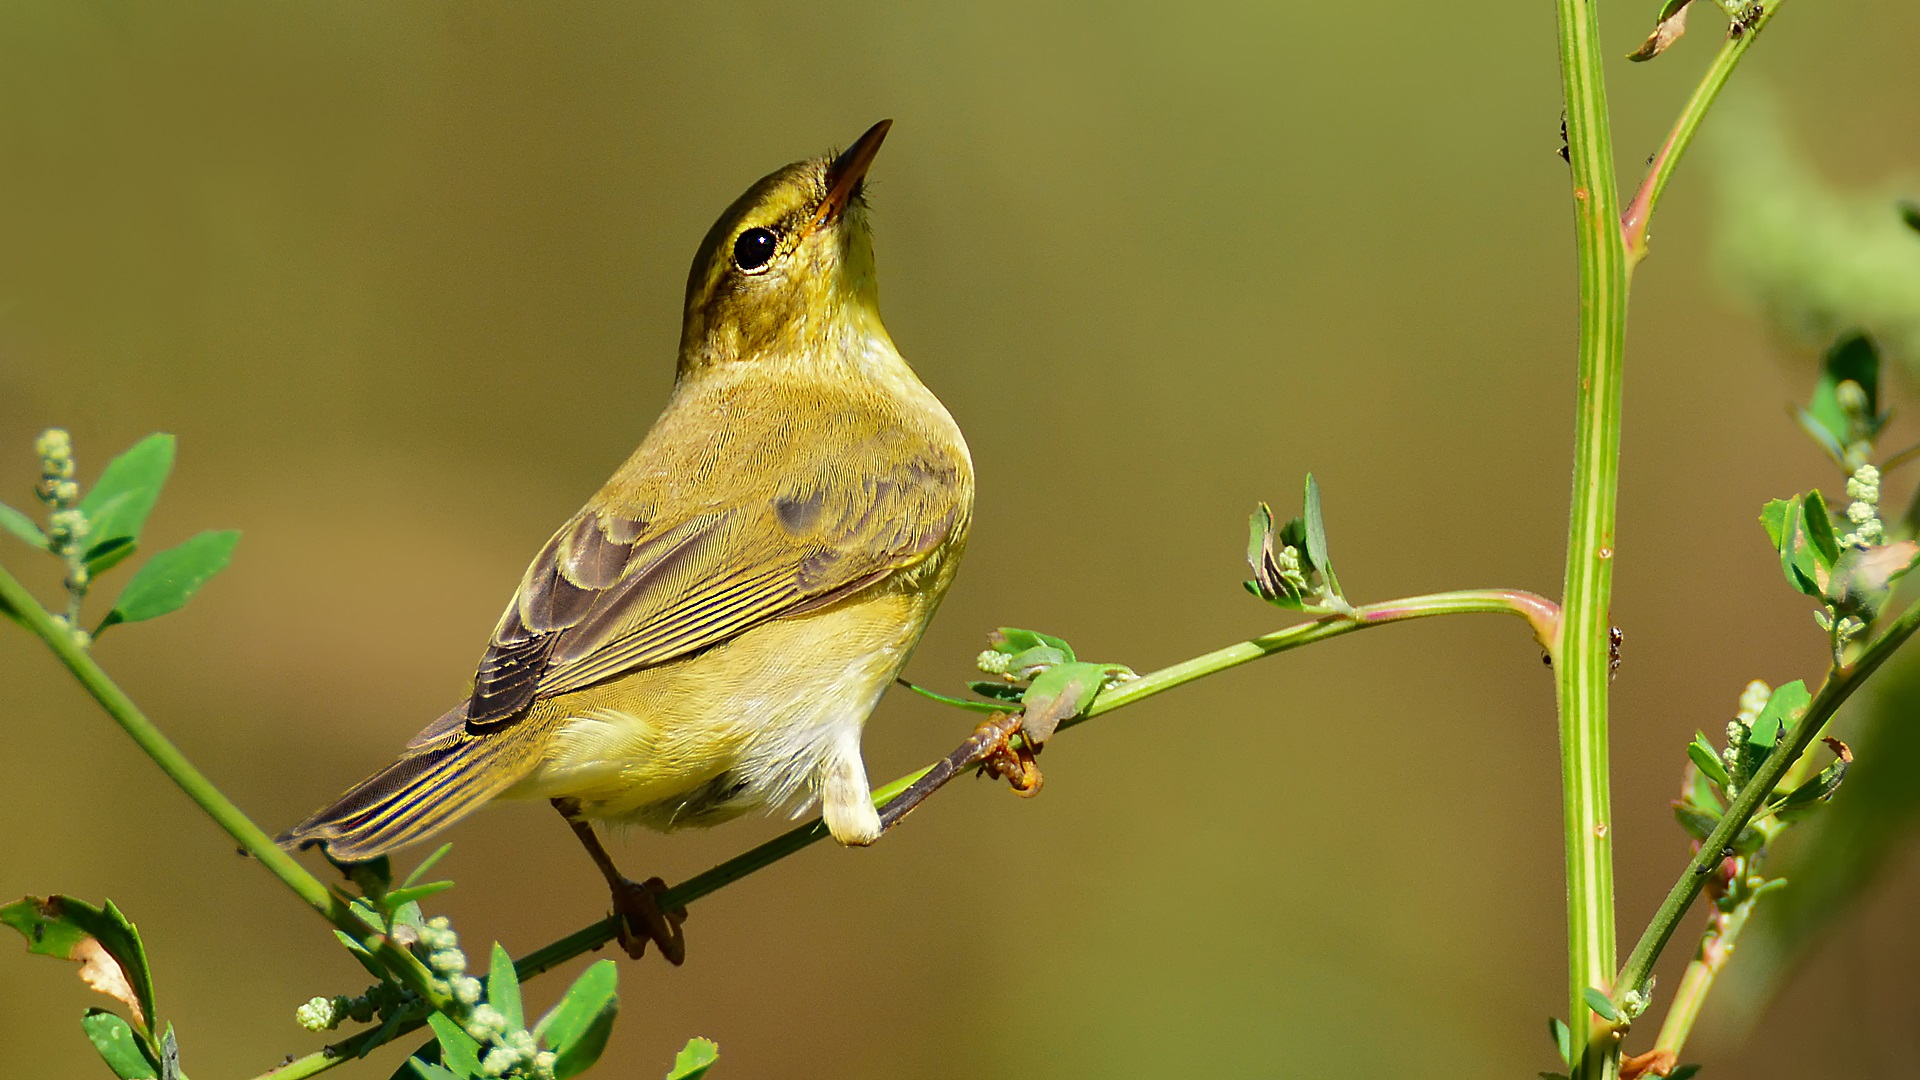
[502,590,927,829]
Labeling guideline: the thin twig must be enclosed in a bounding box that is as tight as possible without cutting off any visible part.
[0,561,455,1011]
[253,587,1558,1078]
[1616,597,1920,1000]
[1621,3,1785,264]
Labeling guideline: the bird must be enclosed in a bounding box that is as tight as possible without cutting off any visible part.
[282,119,973,964]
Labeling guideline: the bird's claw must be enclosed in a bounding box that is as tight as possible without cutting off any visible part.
[609,875,687,965]
[974,712,1043,797]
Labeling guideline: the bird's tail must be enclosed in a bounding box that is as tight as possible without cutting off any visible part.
[280,704,546,862]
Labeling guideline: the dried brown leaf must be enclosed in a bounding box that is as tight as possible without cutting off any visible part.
[72,937,147,1029]
[1628,1,1691,61]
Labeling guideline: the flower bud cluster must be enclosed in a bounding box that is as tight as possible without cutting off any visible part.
[34,429,78,510]
[293,977,418,1033]
[418,916,487,1011]
[1723,679,1771,782]
[1840,464,1883,548]
[1272,543,1310,596]
[1834,380,1876,468]
[297,912,560,1078]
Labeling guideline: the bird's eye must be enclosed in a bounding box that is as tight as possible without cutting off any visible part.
[732,227,778,272]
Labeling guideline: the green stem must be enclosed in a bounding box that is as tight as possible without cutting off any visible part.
[1617,597,1920,1000]
[1621,4,1784,263]
[0,560,453,1011]
[1552,0,1629,1073]
[1648,886,1759,1064]
[257,587,1558,1079]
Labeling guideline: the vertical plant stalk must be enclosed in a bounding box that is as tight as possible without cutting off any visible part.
[1551,0,1629,1074]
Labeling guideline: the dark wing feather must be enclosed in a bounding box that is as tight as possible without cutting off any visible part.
[464,453,964,734]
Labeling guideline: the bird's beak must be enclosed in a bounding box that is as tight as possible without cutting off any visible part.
[809,119,891,232]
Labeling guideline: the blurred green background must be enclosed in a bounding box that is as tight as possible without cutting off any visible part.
[3,2,1918,1077]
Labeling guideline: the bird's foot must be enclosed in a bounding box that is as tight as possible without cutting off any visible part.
[975,712,1043,797]
[608,875,687,966]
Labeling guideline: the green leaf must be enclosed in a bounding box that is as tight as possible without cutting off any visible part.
[1667,1065,1702,1080]
[1684,755,1725,815]
[1246,501,1306,608]
[80,434,175,556]
[1581,987,1621,1023]
[1001,645,1068,676]
[1800,491,1841,570]
[407,1063,464,1080]
[97,530,240,634]
[545,960,618,1068]
[1793,493,1838,593]
[1749,680,1809,748]
[537,959,617,1047]
[1773,741,1851,824]
[333,929,391,980]
[1901,201,1920,235]
[86,537,139,575]
[1,896,156,1034]
[1766,498,1822,597]
[401,844,455,890]
[1547,1016,1571,1064]
[1246,502,1273,576]
[487,943,523,1031]
[1019,661,1131,743]
[1673,802,1721,843]
[964,681,1027,703]
[426,1012,483,1078]
[81,1010,159,1079]
[382,881,456,910]
[1687,733,1730,790]
[1803,334,1884,453]
[988,628,1075,662]
[1793,405,1851,465]
[389,1039,441,1080]
[1760,499,1791,550]
[1827,541,1920,621]
[1302,473,1339,595]
[0,501,46,549]
[666,1037,720,1080]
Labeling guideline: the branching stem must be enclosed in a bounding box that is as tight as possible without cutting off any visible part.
[1622,5,1785,264]
[1617,597,1920,1000]
[252,587,1557,1078]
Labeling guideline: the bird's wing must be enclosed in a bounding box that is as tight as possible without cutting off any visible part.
[463,449,967,732]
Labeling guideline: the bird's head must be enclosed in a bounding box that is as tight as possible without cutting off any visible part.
[677,119,894,376]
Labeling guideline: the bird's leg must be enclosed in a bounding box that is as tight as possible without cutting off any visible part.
[551,799,686,965]
[876,711,1042,834]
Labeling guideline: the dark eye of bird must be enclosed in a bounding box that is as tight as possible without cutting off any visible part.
[732,227,778,272]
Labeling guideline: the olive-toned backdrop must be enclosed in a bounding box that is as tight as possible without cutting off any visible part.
[3,3,1917,1077]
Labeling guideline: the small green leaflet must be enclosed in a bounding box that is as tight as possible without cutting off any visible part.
[80,434,175,559]
[1748,680,1809,749]
[97,530,240,634]
[0,501,46,549]
[666,1037,720,1080]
